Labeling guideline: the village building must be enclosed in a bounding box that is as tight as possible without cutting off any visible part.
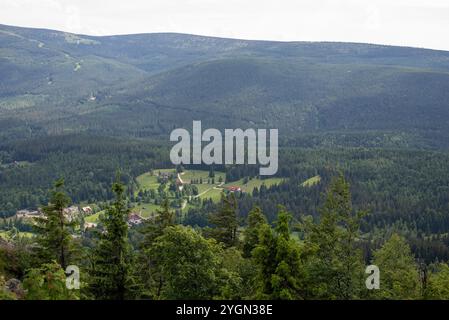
[15,209,42,218]
[225,186,242,193]
[127,213,145,226]
[63,206,80,222]
[84,222,98,230]
[82,206,93,214]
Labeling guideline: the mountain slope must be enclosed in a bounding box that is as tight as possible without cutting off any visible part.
[2,24,449,147]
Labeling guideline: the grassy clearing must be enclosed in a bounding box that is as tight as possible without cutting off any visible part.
[136,172,163,191]
[0,230,34,240]
[181,170,225,183]
[136,169,226,191]
[301,175,321,187]
[133,203,161,218]
[133,169,286,217]
[84,211,104,223]
[224,177,284,193]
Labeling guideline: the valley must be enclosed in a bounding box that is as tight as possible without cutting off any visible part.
[2,24,449,276]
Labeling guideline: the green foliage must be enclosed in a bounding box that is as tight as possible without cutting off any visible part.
[372,234,421,300]
[0,275,16,300]
[425,263,449,300]
[33,178,77,269]
[88,175,134,300]
[22,262,78,300]
[242,207,267,258]
[149,225,223,299]
[207,193,239,247]
[253,207,304,299]
[302,174,365,299]
[218,247,257,299]
[134,197,176,299]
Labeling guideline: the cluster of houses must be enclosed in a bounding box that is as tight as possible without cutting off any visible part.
[15,209,42,218]
[14,204,147,233]
[16,206,93,219]
[127,213,146,226]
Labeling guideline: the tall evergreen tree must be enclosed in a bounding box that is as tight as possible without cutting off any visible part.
[141,197,176,248]
[373,234,421,299]
[425,263,449,300]
[242,206,267,258]
[303,174,365,299]
[23,262,78,300]
[34,178,76,269]
[89,175,134,300]
[208,193,239,247]
[253,207,304,299]
[136,197,175,299]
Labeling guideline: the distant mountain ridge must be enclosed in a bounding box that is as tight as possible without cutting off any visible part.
[1,24,449,147]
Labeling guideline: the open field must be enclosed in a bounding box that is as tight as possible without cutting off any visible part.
[133,203,162,218]
[39,170,288,225]
[223,177,285,193]
[85,211,103,223]
[181,170,226,183]
[301,175,321,187]
[0,230,34,240]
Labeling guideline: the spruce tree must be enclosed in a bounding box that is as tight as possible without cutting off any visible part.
[242,206,266,258]
[34,178,76,269]
[89,175,133,300]
[136,197,175,299]
[373,234,421,299]
[208,193,239,247]
[253,207,304,299]
[303,174,365,299]
[425,263,449,300]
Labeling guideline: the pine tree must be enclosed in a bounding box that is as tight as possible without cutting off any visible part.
[89,175,134,300]
[303,174,365,299]
[208,193,239,247]
[23,262,78,300]
[242,206,266,258]
[373,234,421,299]
[34,178,76,269]
[136,197,176,299]
[253,207,304,299]
[425,263,449,299]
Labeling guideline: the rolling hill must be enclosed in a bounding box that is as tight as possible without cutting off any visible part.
[2,24,449,146]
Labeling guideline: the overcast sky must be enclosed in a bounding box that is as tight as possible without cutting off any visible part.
[1,0,449,51]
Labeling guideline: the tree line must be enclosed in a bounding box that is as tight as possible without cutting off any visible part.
[2,174,449,300]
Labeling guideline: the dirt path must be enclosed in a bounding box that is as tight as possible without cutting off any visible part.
[192,182,224,199]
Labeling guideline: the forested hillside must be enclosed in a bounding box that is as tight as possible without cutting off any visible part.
[2,175,449,300]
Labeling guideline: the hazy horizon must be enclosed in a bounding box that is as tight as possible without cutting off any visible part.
[1,0,449,51]
[2,22,449,54]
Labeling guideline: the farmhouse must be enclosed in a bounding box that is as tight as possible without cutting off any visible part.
[82,206,93,214]
[128,213,145,226]
[84,222,97,230]
[16,209,42,218]
[63,206,80,222]
[225,186,242,193]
